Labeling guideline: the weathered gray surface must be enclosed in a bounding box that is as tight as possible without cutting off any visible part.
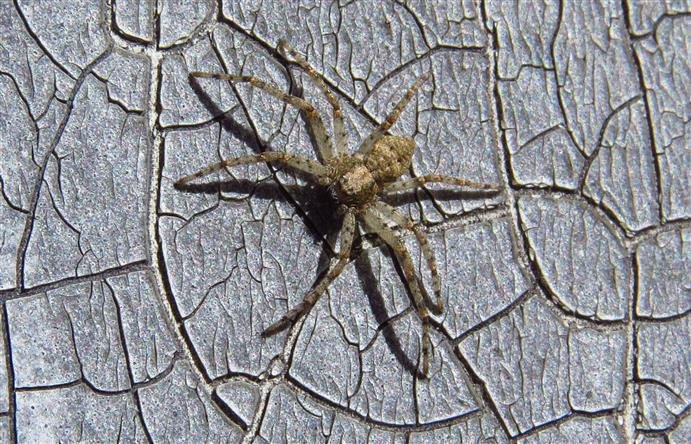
[0,0,689,442]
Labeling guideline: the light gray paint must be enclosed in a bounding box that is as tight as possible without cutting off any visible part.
[0,1,689,442]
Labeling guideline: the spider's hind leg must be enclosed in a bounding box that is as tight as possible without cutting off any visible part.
[189,70,335,162]
[372,201,443,315]
[175,151,330,187]
[358,71,432,155]
[278,40,347,156]
[362,209,434,378]
[262,210,357,337]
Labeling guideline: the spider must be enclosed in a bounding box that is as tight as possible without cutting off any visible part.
[176,40,500,378]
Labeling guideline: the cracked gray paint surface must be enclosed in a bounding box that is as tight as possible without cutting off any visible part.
[0,0,689,443]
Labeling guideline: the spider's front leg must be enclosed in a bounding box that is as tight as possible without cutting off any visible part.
[174,151,330,187]
[189,70,335,162]
[262,210,356,337]
[278,40,347,157]
[362,209,434,378]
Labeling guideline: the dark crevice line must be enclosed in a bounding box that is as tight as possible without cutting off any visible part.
[634,308,691,323]
[14,45,114,292]
[579,187,648,240]
[0,70,40,124]
[159,104,243,132]
[1,304,17,443]
[636,403,691,437]
[0,176,29,215]
[514,124,564,154]
[514,188,630,247]
[11,0,76,80]
[625,219,639,441]
[131,386,158,443]
[0,261,149,303]
[207,371,263,388]
[108,0,152,47]
[577,94,643,192]
[103,279,155,442]
[511,409,619,440]
[628,37,666,225]
[154,228,214,384]
[360,307,415,354]
[285,373,485,432]
[549,0,587,160]
[0,71,39,213]
[388,0,433,51]
[512,194,631,326]
[509,180,581,195]
[452,287,534,344]
[451,347,513,438]
[89,70,147,115]
[14,377,97,396]
[636,379,685,401]
[495,62,557,82]
[154,0,217,52]
[152,0,162,50]
[624,5,691,40]
[42,173,85,244]
[15,351,180,397]
[210,388,250,431]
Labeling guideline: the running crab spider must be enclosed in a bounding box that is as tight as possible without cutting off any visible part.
[176,39,500,378]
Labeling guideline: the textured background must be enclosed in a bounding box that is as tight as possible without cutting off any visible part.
[0,0,689,442]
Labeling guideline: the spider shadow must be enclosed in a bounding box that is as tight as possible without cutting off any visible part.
[188,75,264,154]
[384,188,502,206]
[187,74,342,249]
[353,250,422,378]
[175,176,341,250]
[188,74,421,376]
[186,72,497,379]
[180,174,435,379]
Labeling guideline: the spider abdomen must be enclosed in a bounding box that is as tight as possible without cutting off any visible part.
[365,135,415,184]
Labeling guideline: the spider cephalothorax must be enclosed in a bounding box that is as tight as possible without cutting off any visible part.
[177,40,499,378]
[329,154,379,206]
[328,135,414,207]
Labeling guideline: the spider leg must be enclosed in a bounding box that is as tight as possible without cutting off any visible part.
[190,71,335,162]
[382,174,501,193]
[175,152,330,187]
[372,201,443,315]
[358,71,431,155]
[262,210,356,337]
[362,209,433,378]
[278,40,347,157]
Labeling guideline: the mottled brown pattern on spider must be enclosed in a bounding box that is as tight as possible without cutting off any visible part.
[176,39,500,378]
